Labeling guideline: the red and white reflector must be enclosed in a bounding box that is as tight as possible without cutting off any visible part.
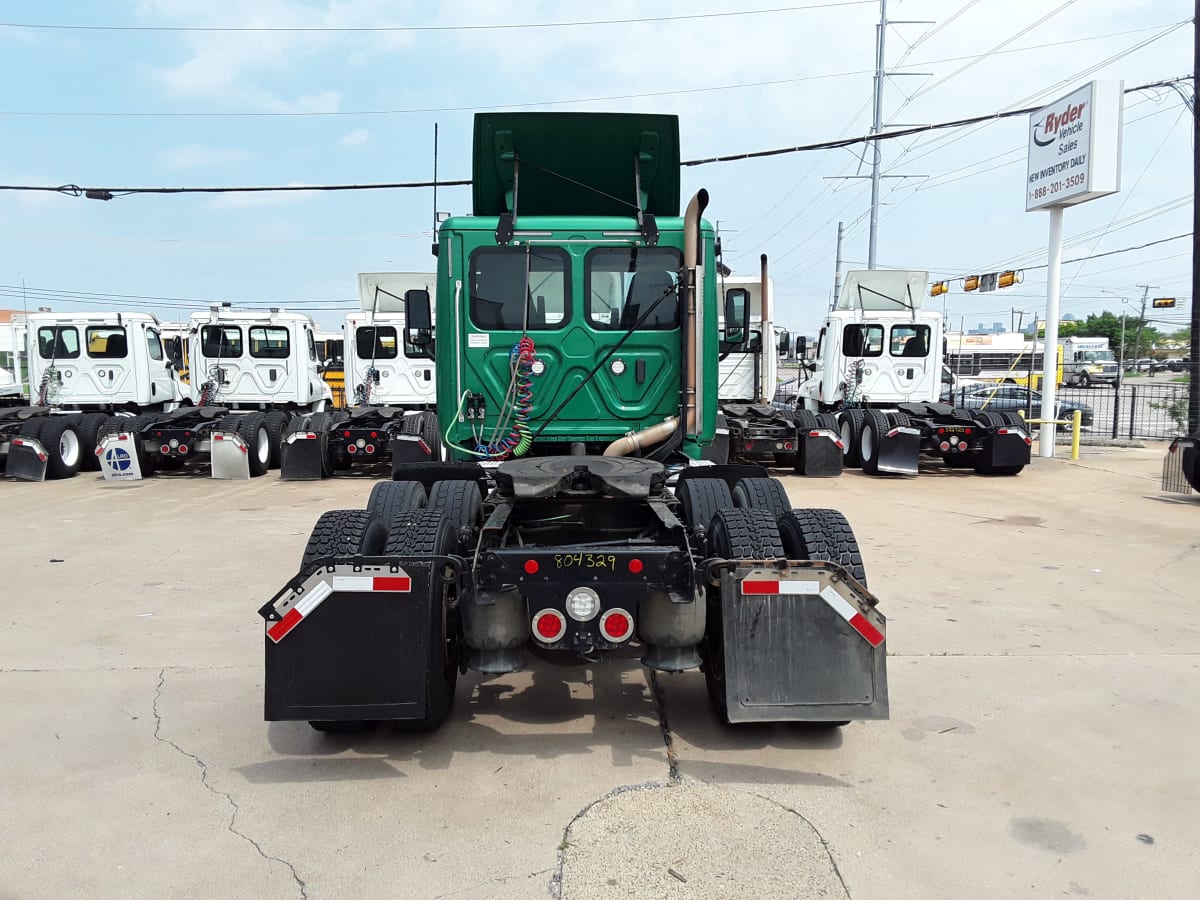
[740,578,884,647]
[266,569,411,643]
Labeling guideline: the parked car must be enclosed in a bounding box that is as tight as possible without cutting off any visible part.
[955,384,1094,429]
[1165,358,1189,373]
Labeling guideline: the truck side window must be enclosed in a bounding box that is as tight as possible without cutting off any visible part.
[37,326,80,359]
[469,247,570,331]
[146,328,164,361]
[355,326,399,360]
[201,325,243,358]
[249,326,290,359]
[890,324,930,358]
[86,326,129,359]
[586,247,681,331]
[843,324,883,358]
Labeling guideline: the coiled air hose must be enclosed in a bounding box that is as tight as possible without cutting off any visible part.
[476,336,535,460]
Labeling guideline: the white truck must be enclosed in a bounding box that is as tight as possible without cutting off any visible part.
[94,306,332,480]
[281,273,440,479]
[794,270,1032,476]
[716,256,843,475]
[0,311,184,480]
[1060,335,1118,388]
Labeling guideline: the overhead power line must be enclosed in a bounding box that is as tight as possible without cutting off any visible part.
[0,3,872,34]
[0,77,1186,200]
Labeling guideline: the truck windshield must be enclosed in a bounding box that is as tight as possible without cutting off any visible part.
[586,247,681,330]
[469,247,569,330]
[1081,351,1113,362]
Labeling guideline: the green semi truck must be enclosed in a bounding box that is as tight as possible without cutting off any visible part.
[260,112,888,733]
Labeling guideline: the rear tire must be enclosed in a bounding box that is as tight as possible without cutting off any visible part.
[264,410,290,469]
[367,480,428,526]
[300,509,388,571]
[676,478,733,535]
[418,411,444,462]
[731,477,790,520]
[384,509,460,732]
[427,480,483,553]
[837,409,865,468]
[20,417,82,479]
[77,412,109,471]
[233,413,270,477]
[859,410,889,476]
[703,509,785,725]
[778,508,868,586]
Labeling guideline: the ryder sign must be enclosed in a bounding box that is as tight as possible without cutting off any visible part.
[1026,80,1123,212]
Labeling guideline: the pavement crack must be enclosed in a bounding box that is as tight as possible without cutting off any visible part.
[647,670,681,785]
[746,791,852,899]
[152,669,308,900]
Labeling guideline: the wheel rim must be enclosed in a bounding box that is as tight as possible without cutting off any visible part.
[58,429,80,466]
[255,427,269,464]
[840,419,853,451]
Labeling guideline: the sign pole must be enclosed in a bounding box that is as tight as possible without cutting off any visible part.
[1039,206,1064,456]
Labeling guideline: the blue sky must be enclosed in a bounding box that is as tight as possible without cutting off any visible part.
[0,0,1193,336]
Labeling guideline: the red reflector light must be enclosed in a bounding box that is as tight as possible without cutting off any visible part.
[965,428,972,435]
[155,431,163,438]
[343,430,352,438]
[600,609,633,642]
[744,442,753,451]
[185,431,192,437]
[370,431,378,438]
[628,558,643,574]
[365,444,376,454]
[160,444,171,454]
[937,428,945,435]
[940,441,950,452]
[783,441,794,450]
[179,444,189,455]
[809,430,820,437]
[347,444,357,454]
[524,559,539,575]
[533,609,565,642]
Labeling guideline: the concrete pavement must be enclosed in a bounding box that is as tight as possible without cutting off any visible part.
[1,445,1197,899]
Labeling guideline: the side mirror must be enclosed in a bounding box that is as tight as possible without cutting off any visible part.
[796,336,807,359]
[777,330,790,356]
[723,287,750,346]
[403,289,435,358]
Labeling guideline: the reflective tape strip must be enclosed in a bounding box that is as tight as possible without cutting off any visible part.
[742,579,820,595]
[821,586,885,647]
[331,575,411,592]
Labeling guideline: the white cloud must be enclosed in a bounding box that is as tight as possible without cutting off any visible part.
[159,145,249,170]
[339,128,370,147]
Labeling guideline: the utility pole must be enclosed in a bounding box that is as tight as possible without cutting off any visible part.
[833,221,845,308]
[1132,284,1155,366]
[1191,12,1199,432]
[868,0,888,270]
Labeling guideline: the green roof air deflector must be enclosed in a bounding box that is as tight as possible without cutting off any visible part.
[472,113,680,217]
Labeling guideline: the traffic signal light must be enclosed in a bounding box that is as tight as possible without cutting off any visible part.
[930,281,948,297]
[963,275,980,292]
[1152,297,1176,308]
[998,270,1018,288]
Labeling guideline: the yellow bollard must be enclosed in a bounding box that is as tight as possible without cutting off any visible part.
[1071,409,1081,460]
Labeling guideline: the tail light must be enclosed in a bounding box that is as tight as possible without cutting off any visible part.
[160,444,171,455]
[365,444,376,454]
[347,444,357,454]
[532,609,566,643]
[600,609,633,643]
[939,441,950,452]
[178,444,189,455]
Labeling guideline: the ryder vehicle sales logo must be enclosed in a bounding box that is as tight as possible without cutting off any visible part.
[1031,101,1087,148]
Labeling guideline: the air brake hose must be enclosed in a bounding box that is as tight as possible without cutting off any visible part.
[476,336,536,459]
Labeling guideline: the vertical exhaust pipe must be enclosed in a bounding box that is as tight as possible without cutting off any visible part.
[605,189,708,457]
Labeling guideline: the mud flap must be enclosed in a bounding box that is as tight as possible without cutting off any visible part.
[796,428,843,477]
[4,437,49,481]
[280,430,326,481]
[1184,441,1200,493]
[979,426,1032,469]
[877,427,921,475]
[390,433,436,476]
[718,563,888,723]
[210,432,250,480]
[96,433,144,482]
[259,558,444,722]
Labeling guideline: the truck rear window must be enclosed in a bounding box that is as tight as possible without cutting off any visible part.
[355,326,399,360]
[890,324,930,358]
[843,324,883,358]
[249,326,290,359]
[87,326,129,359]
[586,247,681,330]
[37,326,80,359]
[469,247,570,330]
[201,325,243,358]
